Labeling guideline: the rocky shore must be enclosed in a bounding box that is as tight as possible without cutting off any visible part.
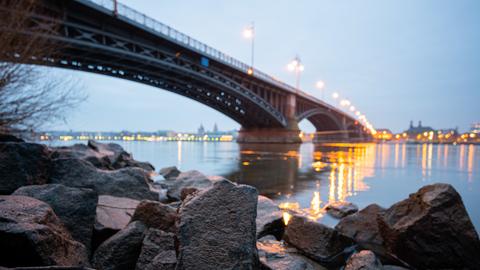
[1,136,479,269]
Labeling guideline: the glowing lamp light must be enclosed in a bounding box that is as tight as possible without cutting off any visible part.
[315,80,325,89]
[332,92,339,99]
[355,111,360,116]
[349,106,355,112]
[243,27,254,39]
[247,67,253,75]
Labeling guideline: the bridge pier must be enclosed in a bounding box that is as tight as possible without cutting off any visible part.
[236,127,302,144]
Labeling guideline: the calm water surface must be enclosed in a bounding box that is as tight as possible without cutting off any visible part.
[52,141,480,230]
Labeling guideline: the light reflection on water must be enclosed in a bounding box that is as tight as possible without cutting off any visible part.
[49,140,480,230]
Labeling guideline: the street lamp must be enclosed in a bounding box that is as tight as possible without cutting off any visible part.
[287,55,304,90]
[332,92,339,99]
[315,80,326,100]
[243,22,255,74]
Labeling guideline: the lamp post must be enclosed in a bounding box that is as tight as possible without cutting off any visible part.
[287,55,304,91]
[243,22,255,74]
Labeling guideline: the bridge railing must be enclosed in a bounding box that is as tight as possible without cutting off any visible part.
[80,0,356,122]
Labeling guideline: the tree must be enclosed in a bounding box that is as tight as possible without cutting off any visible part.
[0,0,85,136]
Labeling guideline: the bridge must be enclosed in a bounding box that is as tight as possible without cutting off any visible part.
[1,0,374,143]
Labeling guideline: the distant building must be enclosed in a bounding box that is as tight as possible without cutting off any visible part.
[375,129,393,140]
[213,123,218,133]
[471,122,480,134]
[197,124,205,135]
[404,120,434,136]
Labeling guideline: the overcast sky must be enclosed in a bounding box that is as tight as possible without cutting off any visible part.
[50,0,480,133]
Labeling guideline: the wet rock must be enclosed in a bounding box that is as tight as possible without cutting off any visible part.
[135,228,176,270]
[324,201,358,219]
[130,200,177,232]
[88,140,154,171]
[93,195,140,249]
[344,250,382,270]
[0,195,89,267]
[159,166,181,180]
[92,221,146,270]
[379,183,480,269]
[256,195,284,239]
[0,133,24,142]
[13,184,98,252]
[284,215,354,267]
[176,179,259,269]
[0,143,50,195]
[257,238,328,270]
[335,204,386,256]
[166,170,214,201]
[50,158,158,201]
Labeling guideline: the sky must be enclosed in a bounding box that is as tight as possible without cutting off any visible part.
[50,0,480,133]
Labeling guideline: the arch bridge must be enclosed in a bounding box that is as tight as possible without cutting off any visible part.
[0,0,373,143]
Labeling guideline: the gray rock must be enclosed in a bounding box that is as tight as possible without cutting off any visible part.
[0,143,50,195]
[130,200,177,232]
[93,195,140,249]
[88,140,155,171]
[158,166,181,180]
[256,195,284,239]
[176,179,259,270]
[379,183,480,269]
[135,228,176,270]
[13,184,98,252]
[324,201,358,219]
[92,221,146,270]
[335,204,387,257]
[284,215,354,267]
[166,170,214,201]
[257,238,328,270]
[0,195,89,267]
[50,158,158,201]
[344,250,382,270]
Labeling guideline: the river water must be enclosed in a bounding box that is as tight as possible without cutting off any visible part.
[51,141,480,230]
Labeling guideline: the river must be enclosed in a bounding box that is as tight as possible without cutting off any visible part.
[50,141,480,230]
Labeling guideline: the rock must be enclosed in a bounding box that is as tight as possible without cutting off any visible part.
[166,170,214,201]
[382,266,411,270]
[256,195,284,240]
[13,184,98,252]
[335,204,386,256]
[0,143,50,195]
[180,187,198,201]
[1,267,95,270]
[51,143,112,170]
[130,200,177,232]
[93,195,140,250]
[324,201,358,219]
[0,195,89,267]
[176,179,259,269]
[379,183,480,269]
[0,133,24,142]
[50,158,158,201]
[159,166,181,180]
[257,238,328,270]
[344,250,382,270]
[135,228,176,270]
[284,215,354,267]
[92,221,146,270]
[87,140,155,171]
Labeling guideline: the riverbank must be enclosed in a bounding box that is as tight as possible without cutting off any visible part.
[1,137,479,269]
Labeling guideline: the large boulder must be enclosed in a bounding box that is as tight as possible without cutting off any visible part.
[166,170,215,201]
[93,195,140,249]
[158,166,181,180]
[50,158,158,201]
[324,201,358,219]
[176,180,259,269]
[0,195,89,267]
[284,215,354,267]
[135,228,177,270]
[344,250,382,270]
[256,195,284,239]
[13,184,98,252]
[130,200,177,232]
[92,221,146,270]
[0,133,24,142]
[0,143,50,195]
[379,183,480,269]
[51,140,154,172]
